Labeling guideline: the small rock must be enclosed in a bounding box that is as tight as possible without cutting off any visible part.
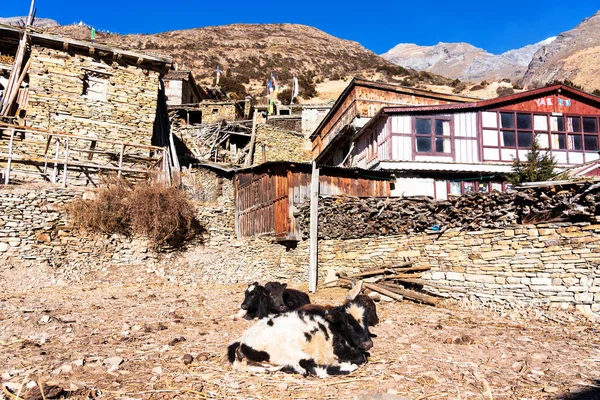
[182,354,193,365]
[543,386,559,393]
[196,352,210,361]
[26,381,37,389]
[39,315,51,324]
[103,356,124,367]
[152,366,163,375]
[2,372,11,380]
[169,337,186,346]
[73,359,85,367]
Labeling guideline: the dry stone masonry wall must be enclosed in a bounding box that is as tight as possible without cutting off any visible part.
[27,46,161,146]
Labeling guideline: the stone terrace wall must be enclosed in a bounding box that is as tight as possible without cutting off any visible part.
[0,184,310,285]
[315,224,600,313]
[0,187,158,281]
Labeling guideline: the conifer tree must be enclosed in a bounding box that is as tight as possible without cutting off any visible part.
[507,138,557,184]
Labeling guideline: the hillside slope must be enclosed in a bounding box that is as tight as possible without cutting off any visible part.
[45,23,456,99]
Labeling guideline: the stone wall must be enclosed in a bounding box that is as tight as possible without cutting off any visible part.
[301,106,330,137]
[198,102,239,124]
[0,186,159,283]
[315,224,600,313]
[252,124,312,165]
[26,46,161,146]
[266,116,302,133]
[0,183,310,286]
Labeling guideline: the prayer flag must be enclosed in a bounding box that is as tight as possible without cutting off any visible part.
[216,66,221,85]
[91,28,96,41]
[269,98,274,115]
[293,76,299,99]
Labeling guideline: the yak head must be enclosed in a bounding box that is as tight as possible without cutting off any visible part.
[264,281,289,312]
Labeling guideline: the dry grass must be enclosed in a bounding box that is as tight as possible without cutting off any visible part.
[68,180,200,249]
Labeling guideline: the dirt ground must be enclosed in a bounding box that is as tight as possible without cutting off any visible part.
[1,263,600,400]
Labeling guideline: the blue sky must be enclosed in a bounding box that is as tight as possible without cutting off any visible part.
[3,0,599,55]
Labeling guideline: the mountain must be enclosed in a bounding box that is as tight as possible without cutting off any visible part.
[43,23,456,99]
[0,16,59,28]
[381,38,555,83]
[521,10,600,91]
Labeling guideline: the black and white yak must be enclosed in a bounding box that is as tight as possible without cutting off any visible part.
[227,293,376,378]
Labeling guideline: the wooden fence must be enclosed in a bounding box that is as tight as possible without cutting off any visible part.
[0,122,170,187]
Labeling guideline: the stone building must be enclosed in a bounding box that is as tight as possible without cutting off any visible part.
[163,70,202,106]
[0,24,172,145]
[0,24,173,185]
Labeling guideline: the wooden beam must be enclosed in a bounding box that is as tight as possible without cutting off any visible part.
[62,42,68,51]
[89,47,95,55]
[244,112,258,167]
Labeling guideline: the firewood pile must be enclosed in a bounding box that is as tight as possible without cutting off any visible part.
[298,181,600,240]
[324,261,447,307]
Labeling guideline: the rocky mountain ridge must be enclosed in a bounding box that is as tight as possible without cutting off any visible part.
[381,38,555,83]
[521,10,600,91]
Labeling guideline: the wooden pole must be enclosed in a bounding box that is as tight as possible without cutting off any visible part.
[308,160,320,293]
[52,139,59,183]
[244,111,258,167]
[117,143,125,178]
[4,129,15,184]
[1,58,30,117]
[62,138,69,188]
[1,0,34,116]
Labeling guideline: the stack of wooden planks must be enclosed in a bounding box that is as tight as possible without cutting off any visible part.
[325,261,443,306]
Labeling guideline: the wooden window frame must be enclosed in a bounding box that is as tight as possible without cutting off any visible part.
[413,116,452,155]
[481,110,600,164]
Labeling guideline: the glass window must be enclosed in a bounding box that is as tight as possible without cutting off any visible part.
[450,181,461,195]
[584,135,599,151]
[416,119,431,134]
[416,137,431,152]
[464,182,474,193]
[478,183,489,193]
[534,115,548,131]
[536,133,550,149]
[569,135,582,150]
[434,119,445,135]
[552,134,566,149]
[517,113,532,129]
[583,117,597,133]
[567,117,581,132]
[502,131,516,147]
[550,116,565,132]
[518,131,533,148]
[500,113,514,129]
[482,112,497,128]
[483,129,499,146]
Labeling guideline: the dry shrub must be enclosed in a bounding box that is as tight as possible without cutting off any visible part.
[128,182,199,247]
[68,180,201,249]
[69,181,131,236]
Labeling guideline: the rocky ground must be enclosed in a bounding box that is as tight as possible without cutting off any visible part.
[1,261,599,400]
